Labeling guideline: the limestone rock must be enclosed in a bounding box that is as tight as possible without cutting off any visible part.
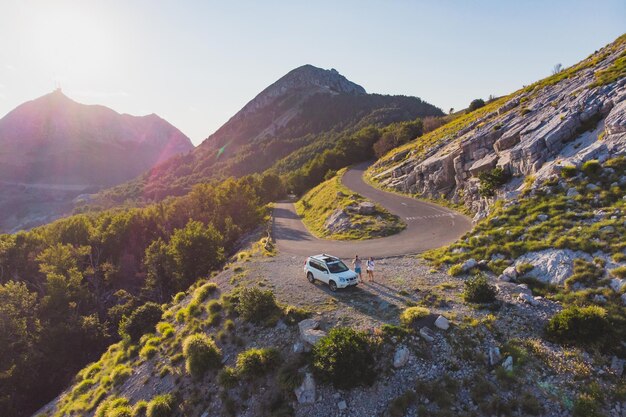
[393,346,410,368]
[514,249,592,285]
[434,315,450,330]
[611,356,625,377]
[502,356,513,372]
[294,373,316,404]
[357,201,376,215]
[461,258,478,272]
[518,292,538,306]
[338,400,347,411]
[299,319,327,345]
[419,327,435,342]
[323,209,352,233]
[489,347,502,366]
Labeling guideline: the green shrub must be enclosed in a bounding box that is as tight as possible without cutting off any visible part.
[610,266,626,279]
[462,274,496,304]
[582,160,602,177]
[235,348,280,377]
[95,397,131,417]
[182,334,222,377]
[388,390,417,417]
[282,305,312,325]
[132,401,148,417]
[119,302,163,342]
[399,306,430,327]
[140,345,158,360]
[194,282,218,302]
[478,167,510,197]
[207,300,222,313]
[146,394,174,417]
[313,327,377,389]
[545,305,609,346]
[236,287,280,324]
[223,319,235,332]
[468,98,485,112]
[520,392,543,415]
[173,292,186,303]
[573,393,603,417]
[156,322,175,338]
[447,263,464,276]
[218,366,239,388]
[560,165,578,178]
[110,365,132,386]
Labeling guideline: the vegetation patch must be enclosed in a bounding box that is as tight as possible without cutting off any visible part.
[313,327,378,389]
[182,334,222,377]
[295,169,405,240]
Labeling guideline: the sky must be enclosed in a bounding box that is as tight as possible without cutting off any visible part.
[0,1,624,145]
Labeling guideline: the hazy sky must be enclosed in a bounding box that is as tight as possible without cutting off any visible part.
[0,1,624,145]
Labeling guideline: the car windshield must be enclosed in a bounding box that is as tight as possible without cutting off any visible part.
[327,261,349,273]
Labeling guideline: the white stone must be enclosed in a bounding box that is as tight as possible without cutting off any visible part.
[393,346,410,368]
[621,293,626,306]
[434,315,450,330]
[502,356,513,372]
[299,319,326,345]
[514,249,593,285]
[357,202,376,215]
[419,327,435,342]
[294,373,316,404]
[461,258,478,272]
[567,188,580,198]
[586,183,600,191]
[593,294,607,304]
[518,292,538,306]
[338,400,347,410]
[489,347,501,366]
[537,214,549,222]
[610,278,626,293]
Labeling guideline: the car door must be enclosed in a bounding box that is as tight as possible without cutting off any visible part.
[312,260,329,283]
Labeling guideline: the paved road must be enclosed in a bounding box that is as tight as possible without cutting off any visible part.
[272,162,472,258]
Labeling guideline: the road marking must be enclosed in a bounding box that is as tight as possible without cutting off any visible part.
[405,213,456,221]
[401,202,408,206]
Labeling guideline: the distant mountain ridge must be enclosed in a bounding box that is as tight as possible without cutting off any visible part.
[0,90,194,231]
[0,90,193,185]
[94,64,443,203]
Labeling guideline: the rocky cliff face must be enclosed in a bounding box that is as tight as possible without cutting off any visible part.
[371,36,626,221]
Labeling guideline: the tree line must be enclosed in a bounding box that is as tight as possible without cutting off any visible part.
[0,174,275,417]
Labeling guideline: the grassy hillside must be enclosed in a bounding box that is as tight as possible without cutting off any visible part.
[295,169,405,240]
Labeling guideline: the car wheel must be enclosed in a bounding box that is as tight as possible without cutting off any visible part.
[328,280,337,292]
[307,272,315,283]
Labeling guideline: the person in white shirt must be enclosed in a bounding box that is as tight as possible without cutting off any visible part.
[366,257,375,282]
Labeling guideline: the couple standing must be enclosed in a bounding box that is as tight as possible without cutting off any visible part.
[352,255,375,282]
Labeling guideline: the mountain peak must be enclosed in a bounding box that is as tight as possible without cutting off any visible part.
[275,64,366,95]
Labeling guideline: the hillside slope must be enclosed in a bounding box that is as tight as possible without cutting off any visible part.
[0,90,193,232]
[94,65,443,204]
[370,34,626,219]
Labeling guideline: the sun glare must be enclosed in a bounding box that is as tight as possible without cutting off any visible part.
[25,6,112,84]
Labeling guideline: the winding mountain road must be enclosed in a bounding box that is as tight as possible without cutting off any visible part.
[272,163,472,258]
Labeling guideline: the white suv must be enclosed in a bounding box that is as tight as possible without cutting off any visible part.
[304,254,359,291]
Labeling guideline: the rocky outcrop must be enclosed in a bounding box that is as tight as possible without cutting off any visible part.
[514,249,593,285]
[373,40,626,217]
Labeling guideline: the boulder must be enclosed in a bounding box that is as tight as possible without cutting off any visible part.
[612,278,626,293]
[502,356,513,372]
[419,327,435,342]
[499,266,518,282]
[299,319,327,345]
[593,294,608,305]
[461,258,478,272]
[323,209,352,233]
[537,214,549,222]
[393,346,410,368]
[489,347,502,366]
[434,315,450,330]
[294,373,316,404]
[338,400,347,411]
[514,249,593,285]
[567,188,580,198]
[302,329,326,346]
[621,293,626,306]
[518,293,538,306]
[586,183,600,191]
[605,100,626,135]
[357,202,376,215]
